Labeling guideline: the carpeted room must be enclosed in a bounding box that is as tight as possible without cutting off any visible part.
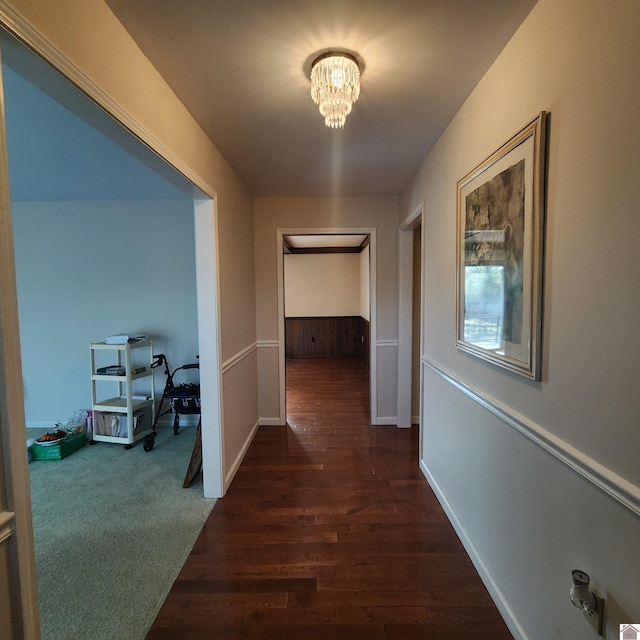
[28,426,214,639]
[4,44,216,639]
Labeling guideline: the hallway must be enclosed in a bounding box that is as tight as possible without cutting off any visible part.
[146,358,513,639]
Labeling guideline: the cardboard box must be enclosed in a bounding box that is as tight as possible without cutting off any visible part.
[30,432,87,461]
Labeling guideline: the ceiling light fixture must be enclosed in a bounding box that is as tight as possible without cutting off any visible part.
[310,51,361,129]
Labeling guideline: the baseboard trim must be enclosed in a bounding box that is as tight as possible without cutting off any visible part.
[423,358,640,518]
[373,416,397,426]
[25,422,54,430]
[259,417,284,426]
[224,419,260,491]
[420,459,527,640]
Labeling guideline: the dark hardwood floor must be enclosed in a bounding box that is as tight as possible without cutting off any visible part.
[147,357,513,639]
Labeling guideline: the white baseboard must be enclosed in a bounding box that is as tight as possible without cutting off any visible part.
[419,459,527,640]
[259,417,284,426]
[373,416,398,426]
[26,423,54,430]
[224,419,260,491]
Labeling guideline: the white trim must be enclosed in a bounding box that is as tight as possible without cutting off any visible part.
[0,8,224,637]
[0,5,226,502]
[0,2,217,200]
[376,417,399,426]
[222,342,257,374]
[259,417,284,426]
[423,358,640,517]
[277,233,287,424]
[377,339,399,348]
[194,199,224,499]
[418,218,426,462]
[276,227,378,425]
[224,419,260,491]
[400,202,424,231]
[420,459,527,640]
[398,202,423,430]
[0,29,39,639]
[257,340,280,349]
[411,415,420,425]
[369,229,378,425]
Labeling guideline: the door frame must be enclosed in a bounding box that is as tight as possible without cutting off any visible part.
[0,4,224,496]
[277,227,377,424]
[397,202,424,431]
[0,8,226,637]
[0,45,39,638]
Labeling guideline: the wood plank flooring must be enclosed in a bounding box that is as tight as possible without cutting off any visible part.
[146,357,513,639]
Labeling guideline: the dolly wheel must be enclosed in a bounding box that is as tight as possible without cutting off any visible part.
[143,434,155,452]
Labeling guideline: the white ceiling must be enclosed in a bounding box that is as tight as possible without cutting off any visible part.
[106,0,538,198]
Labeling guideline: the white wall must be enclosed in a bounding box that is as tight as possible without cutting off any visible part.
[254,196,398,424]
[284,253,361,317]
[401,0,640,638]
[12,199,198,426]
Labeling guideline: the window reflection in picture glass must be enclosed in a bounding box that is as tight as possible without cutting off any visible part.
[464,265,505,350]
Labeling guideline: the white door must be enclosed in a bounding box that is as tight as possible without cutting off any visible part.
[0,47,40,639]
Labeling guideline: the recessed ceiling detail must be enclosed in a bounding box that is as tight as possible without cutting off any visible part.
[284,234,369,254]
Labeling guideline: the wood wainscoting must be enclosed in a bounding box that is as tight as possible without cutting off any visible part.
[285,316,369,359]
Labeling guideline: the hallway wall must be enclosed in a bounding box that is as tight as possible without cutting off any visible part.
[401,0,640,637]
[254,196,399,424]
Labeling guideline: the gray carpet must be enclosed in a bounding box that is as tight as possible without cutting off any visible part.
[28,425,215,640]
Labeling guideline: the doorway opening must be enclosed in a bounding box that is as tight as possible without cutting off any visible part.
[0,25,223,638]
[277,230,376,425]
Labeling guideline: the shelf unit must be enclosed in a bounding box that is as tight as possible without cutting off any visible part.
[90,340,155,448]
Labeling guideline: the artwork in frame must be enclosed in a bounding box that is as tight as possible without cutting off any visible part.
[456,112,547,380]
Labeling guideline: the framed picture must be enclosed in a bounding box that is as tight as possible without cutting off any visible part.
[456,112,547,380]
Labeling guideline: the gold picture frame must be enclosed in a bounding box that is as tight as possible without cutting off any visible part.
[456,112,547,380]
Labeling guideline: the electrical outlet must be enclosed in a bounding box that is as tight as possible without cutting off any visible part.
[583,586,604,636]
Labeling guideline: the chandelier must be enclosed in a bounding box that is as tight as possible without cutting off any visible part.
[310,52,361,128]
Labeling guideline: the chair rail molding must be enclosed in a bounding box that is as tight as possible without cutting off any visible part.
[222,342,257,374]
[423,358,640,517]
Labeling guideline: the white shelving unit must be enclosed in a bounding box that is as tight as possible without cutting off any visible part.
[90,340,155,449]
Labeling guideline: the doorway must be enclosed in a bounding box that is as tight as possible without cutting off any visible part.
[277,228,377,425]
[282,233,372,422]
[0,26,223,637]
